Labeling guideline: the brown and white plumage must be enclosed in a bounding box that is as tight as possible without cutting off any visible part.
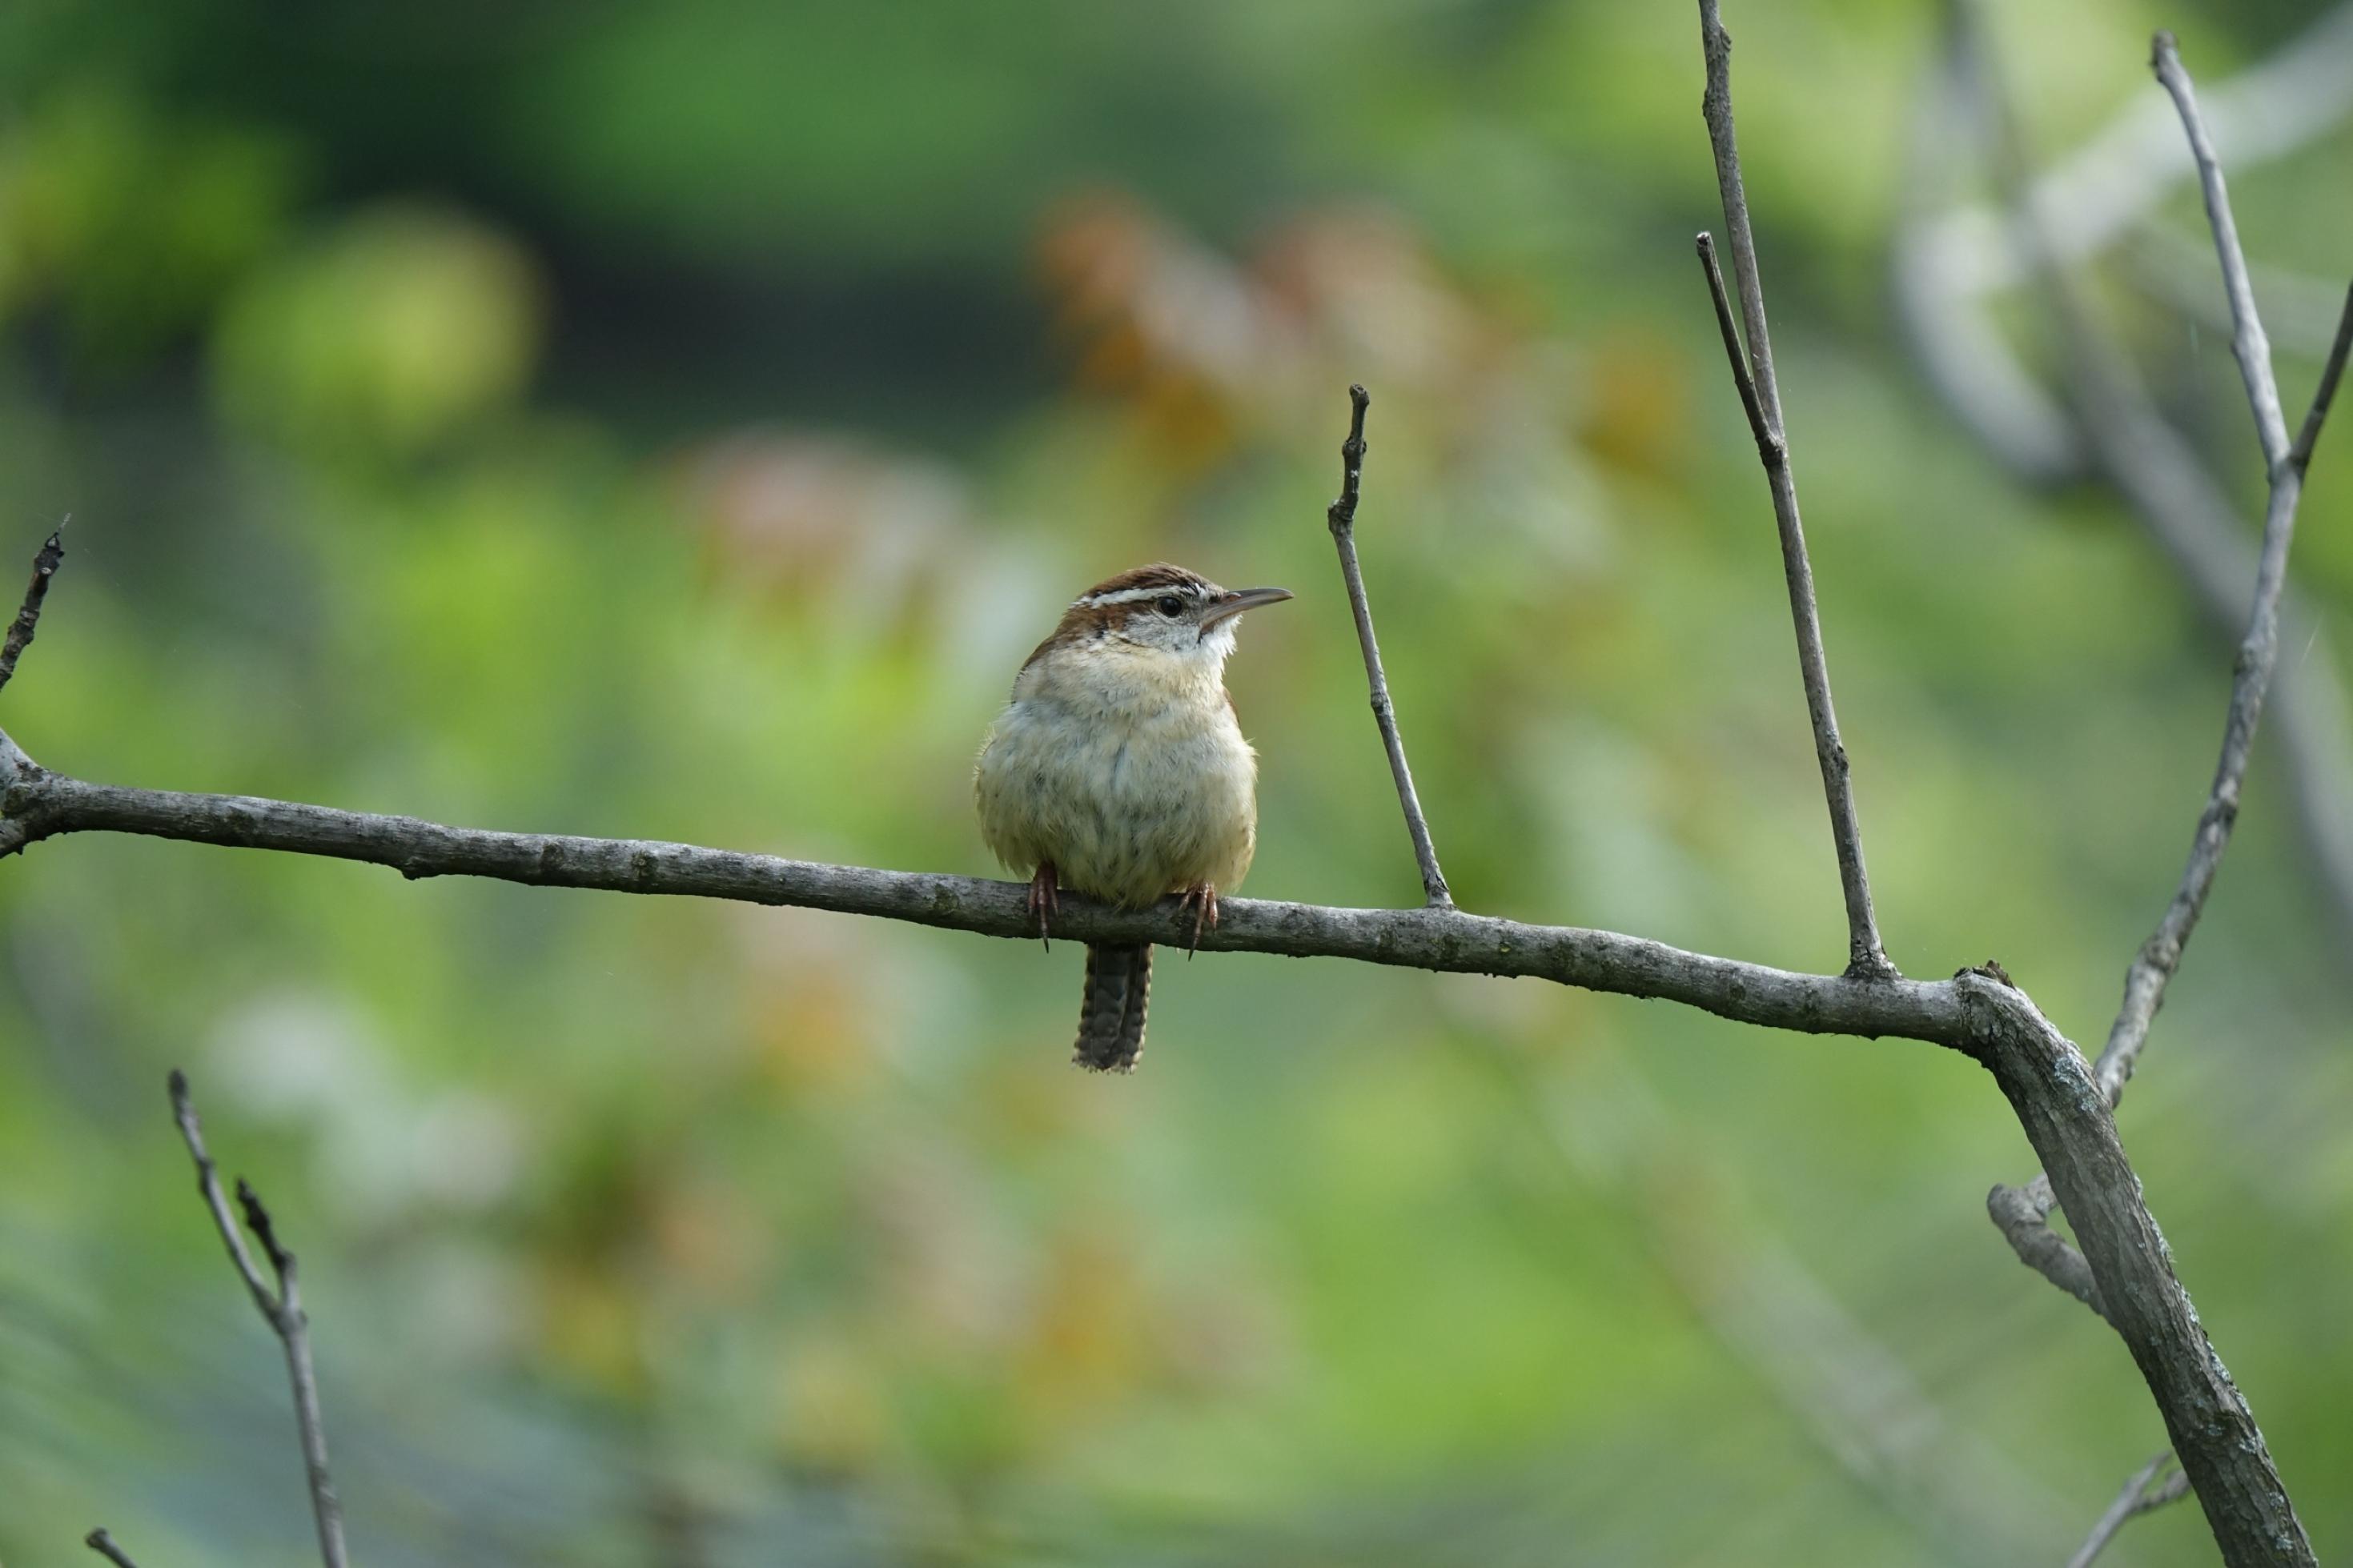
[974,563,1289,1072]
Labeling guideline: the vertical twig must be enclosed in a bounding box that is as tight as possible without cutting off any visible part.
[1695,2,1894,980]
[2067,1451,2192,1568]
[2151,34,2291,473]
[170,1070,350,1568]
[0,524,65,699]
[1324,383,1453,909]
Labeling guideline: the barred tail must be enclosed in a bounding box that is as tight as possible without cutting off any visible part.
[1074,943,1152,1073]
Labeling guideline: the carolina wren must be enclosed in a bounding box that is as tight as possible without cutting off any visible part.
[974,563,1294,1073]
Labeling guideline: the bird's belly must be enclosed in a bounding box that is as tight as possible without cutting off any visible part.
[976,699,1257,906]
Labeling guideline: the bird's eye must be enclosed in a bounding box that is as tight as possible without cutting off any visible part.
[1154,595,1186,618]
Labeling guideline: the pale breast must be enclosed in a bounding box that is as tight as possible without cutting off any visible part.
[974,653,1258,906]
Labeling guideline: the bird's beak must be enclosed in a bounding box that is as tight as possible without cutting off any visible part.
[1199,586,1294,631]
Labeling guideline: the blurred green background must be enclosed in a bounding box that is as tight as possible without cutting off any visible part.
[2,1,2348,1563]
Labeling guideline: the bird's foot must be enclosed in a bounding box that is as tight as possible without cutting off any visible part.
[1027,863,1061,950]
[1178,883,1219,958]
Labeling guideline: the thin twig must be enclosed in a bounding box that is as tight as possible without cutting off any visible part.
[2151,33,2291,474]
[0,524,65,699]
[1696,233,1773,461]
[1324,383,1452,909]
[1696,0,1893,981]
[2068,1452,2193,1568]
[2093,34,2340,1105]
[170,1068,281,1322]
[169,1071,349,1568]
[83,1528,142,1568]
[2288,280,2353,474]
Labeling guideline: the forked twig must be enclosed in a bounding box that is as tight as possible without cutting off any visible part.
[2094,36,2349,1105]
[2068,1451,2192,1568]
[1696,234,1772,460]
[1695,1,1893,980]
[1324,384,1452,908]
[2152,34,2290,471]
[169,1070,349,1568]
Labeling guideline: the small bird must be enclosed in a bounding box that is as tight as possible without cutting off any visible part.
[974,563,1293,1073]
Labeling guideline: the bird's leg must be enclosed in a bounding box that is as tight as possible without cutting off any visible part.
[1178,883,1219,958]
[1027,862,1061,950]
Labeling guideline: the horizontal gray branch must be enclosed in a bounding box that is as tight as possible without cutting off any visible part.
[0,746,1957,1043]
[0,726,2304,1558]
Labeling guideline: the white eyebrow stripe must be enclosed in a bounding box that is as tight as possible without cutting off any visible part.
[1073,585,1203,608]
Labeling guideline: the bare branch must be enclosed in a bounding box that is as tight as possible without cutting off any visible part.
[236,1176,295,1284]
[1324,383,1452,910]
[1696,233,1774,462]
[2151,32,2291,473]
[1695,1,1894,981]
[83,1528,141,1568]
[169,1067,283,1325]
[169,1072,349,1568]
[2094,34,2342,1105]
[1963,983,2311,1568]
[0,525,64,699]
[0,712,2309,1553]
[2288,280,2353,475]
[7,752,1950,1040]
[2069,1452,2193,1568]
[2070,379,2353,972]
[1986,1174,2104,1321]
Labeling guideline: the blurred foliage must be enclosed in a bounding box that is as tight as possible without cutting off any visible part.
[2,1,2350,1565]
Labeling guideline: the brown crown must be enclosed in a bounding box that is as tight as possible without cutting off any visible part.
[1073,563,1213,604]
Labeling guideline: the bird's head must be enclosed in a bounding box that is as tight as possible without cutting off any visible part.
[1046,563,1294,668]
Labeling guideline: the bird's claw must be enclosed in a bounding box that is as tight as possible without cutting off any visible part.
[1028,863,1061,950]
[1179,884,1219,958]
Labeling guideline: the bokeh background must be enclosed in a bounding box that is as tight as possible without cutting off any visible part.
[2,2,2349,1563]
